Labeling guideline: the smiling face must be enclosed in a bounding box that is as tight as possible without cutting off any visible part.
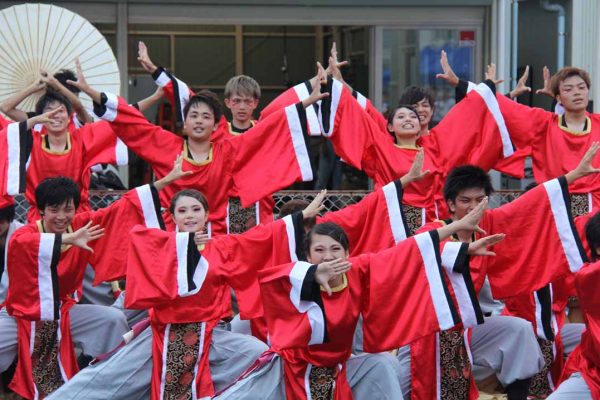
[306,233,349,264]
[42,101,70,136]
[183,102,217,142]
[41,199,76,234]
[171,195,209,233]
[557,75,590,113]
[387,107,421,137]
[413,97,434,129]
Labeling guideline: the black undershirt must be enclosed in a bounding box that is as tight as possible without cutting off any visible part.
[560,114,588,131]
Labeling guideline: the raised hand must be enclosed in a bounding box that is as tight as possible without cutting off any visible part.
[27,106,66,129]
[454,197,489,235]
[65,58,89,93]
[326,42,348,82]
[29,76,47,93]
[467,233,505,256]
[484,63,504,86]
[302,62,329,107]
[137,41,158,74]
[509,65,531,99]
[401,148,430,186]
[566,142,600,184]
[63,221,105,252]
[155,153,194,191]
[194,231,210,247]
[435,50,459,87]
[315,258,352,296]
[302,189,327,219]
[535,66,555,98]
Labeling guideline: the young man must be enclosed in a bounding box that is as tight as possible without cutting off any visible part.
[474,66,600,212]
[403,146,598,400]
[0,83,128,223]
[3,140,190,399]
[137,41,276,228]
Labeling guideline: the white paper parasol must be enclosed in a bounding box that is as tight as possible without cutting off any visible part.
[0,3,120,112]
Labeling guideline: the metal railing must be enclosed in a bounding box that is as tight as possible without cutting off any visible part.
[14,190,525,233]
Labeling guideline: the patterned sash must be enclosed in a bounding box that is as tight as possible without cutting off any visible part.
[163,322,203,400]
[439,330,472,400]
[570,194,590,218]
[402,204,423,236]
[309,366,337,400]
[228,198,257,234]
[528,339,554,397]
[31,320,64,398]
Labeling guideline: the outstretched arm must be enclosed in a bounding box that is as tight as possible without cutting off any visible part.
[0,80,45,121]
[42,60,93,124]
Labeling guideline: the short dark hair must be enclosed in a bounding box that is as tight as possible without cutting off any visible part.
[443,165,494,203]
[0,204,15,223]
[585,212,600,261]
[279,199,309,218]
[304,222,349,256]
[386,104,419,142]
[278,198,316,230]
[53,69,80,94]
[183,90,222,123]
[35,177,80,211]
[398,86,435,111]
[35,90,73,116]
[169,189,209,215]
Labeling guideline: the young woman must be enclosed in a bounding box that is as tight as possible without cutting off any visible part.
[317,71,511,232]
[52,185,326,400]
[215,201,504,399]
[4,142,190,399]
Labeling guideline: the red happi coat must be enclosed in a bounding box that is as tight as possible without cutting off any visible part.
[452,79,529,178]
[152,66,275,226]
[93,92,311,236]
[0,120,128,222]
[5,184,163,399]
[411,176,588,400]
[259,230,481,400]
[319,178,410,254]
[560,261,600,399]
[498,95,600,205]
[124,216,304,400]
[322,77,514,222]
[245,177,413,340]
[500,207,600,392]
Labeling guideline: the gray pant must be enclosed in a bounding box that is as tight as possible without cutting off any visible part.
[470,315,544,386]
[561,323,585,357]
[111,291,148,327]
[0,304,128,373]
[48,324,268,400]
[547,372,592,399]
[396,315,544,398]
[81,264,115,307]
[215,352,404,399]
